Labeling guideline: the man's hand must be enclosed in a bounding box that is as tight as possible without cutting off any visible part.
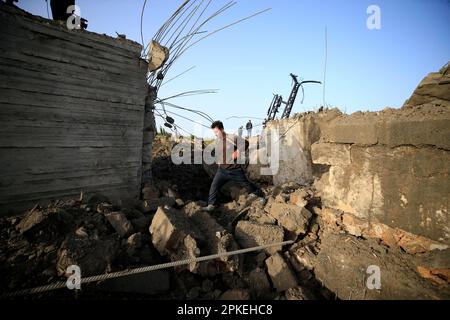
[232,150,240,160]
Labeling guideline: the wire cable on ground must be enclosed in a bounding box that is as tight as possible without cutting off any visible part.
[2,240,294,298]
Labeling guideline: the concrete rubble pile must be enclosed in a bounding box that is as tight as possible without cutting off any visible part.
[1,63,449,300]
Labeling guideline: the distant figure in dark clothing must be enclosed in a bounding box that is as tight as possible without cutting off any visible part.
[246,120,253,138]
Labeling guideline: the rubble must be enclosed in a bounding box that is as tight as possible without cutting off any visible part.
[2,103,449,300]
[245,268,272,295]
[56,233,117,277]
[149,205,240,277]
[265,252,298,292]
[234,221,284,255]
[149,206,203,273]
[267,203,312,236]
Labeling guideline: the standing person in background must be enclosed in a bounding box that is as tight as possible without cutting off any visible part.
[246,120,253,138]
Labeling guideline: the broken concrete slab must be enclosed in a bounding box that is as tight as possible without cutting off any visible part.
[404,62,450,108]
[289,189,309,208]
[148,40,169,72]
[268,203,312,236]
[265,252,298,292]
[235,221,284,255]
[314,145,450,244]
[149,207,203,273]
[340,212,449,254]
[150,205,241,276]
[104,212,134,238]
[183,202,241,276]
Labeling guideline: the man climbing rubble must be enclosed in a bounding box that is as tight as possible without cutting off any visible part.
[203,121,266,212]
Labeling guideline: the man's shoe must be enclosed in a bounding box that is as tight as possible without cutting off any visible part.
[203,204,216,212]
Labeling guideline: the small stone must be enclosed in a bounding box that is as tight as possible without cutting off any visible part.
[75,227,88,238]
[269,203,312,236]
[235,221,284,255]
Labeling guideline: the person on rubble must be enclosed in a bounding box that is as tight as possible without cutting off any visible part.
[203,121,266,212]
[246,120,253,138]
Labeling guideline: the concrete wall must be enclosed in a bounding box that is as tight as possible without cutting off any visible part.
[313,105,450,245]
[0,6,149,215]
[264,63,450,246]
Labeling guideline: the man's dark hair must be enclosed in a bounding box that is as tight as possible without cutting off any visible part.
[211,121,224,130]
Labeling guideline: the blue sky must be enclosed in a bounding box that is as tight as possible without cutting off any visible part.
[17,0,450,137]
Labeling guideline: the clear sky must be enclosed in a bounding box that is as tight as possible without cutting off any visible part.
[17,0,450,137]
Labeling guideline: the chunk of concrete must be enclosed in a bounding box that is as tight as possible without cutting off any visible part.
[265,252,298,292]
[149,207,203,273]
[104,212,134,238]
[235,221,284,255]
[184,202,241,276]
[289,189,308,207]
[268,203,312,236]
[148,40,169,72]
